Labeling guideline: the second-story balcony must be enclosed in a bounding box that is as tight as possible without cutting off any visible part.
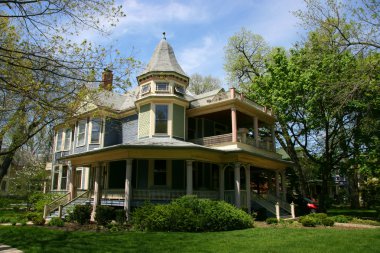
[189,130,275,153]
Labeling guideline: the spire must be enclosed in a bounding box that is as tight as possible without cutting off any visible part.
[139,37,187,77]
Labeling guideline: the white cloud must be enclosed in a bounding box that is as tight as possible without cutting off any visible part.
[178,36,223,79]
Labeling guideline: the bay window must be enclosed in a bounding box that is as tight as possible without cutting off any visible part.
[155,105,168,134]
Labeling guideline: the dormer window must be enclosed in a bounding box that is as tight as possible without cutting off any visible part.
[141,84,151,95]
[174,85,185,95]
[156,83,169,93]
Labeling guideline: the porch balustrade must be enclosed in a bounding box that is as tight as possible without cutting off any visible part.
[189,133,274,152]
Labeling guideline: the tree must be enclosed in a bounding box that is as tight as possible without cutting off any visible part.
[0,1,140,184]
[188,73,222,95]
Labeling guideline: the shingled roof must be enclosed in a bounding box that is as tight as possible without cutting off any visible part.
[140,39,187,77]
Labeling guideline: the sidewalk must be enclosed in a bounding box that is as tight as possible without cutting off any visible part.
[0,244,23,253]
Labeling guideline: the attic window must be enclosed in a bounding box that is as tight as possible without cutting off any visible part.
[174,85,185,95]
[156,83,169,92]
[141,84,151,95]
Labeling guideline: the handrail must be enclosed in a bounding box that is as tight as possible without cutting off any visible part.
[43,192,70,218]
[62,190,90,209]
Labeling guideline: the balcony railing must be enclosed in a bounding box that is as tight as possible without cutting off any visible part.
[189,133,274,152]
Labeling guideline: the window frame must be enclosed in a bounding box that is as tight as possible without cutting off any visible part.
[141,84,151,95]
[63,128,72,151]
[90,118,102,144]
[155,104,168,134]
[55,130,63,152]
[76,120,87,147]
[156,82,169,93]
[174,84,185,95]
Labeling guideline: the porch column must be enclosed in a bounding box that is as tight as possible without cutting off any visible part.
[124,159,133,220]
[186,160,193,195]
[69,164,77,200]
[281,170,287,201]
[219,165,225,201]
[231,107,237,142]
[254,116,259,147]
[275,171,280,198]
[234,163,241,208]
[245,166,251,213]
[91,163,102,221]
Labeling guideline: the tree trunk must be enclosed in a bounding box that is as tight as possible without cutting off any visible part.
[319,165,330,213]
[0,153,14,184]
[348,167,360,208]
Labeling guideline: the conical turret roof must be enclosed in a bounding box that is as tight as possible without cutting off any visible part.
[140,39,187,77]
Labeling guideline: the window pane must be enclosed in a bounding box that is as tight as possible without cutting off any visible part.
[77,120,86,146]
[53,167,59,190]
[64,129,71,150]
[91,119,101,143]
[155,105,168,134]
[156,83,168,91]
[56,130,63,151]
[154,160,166,185]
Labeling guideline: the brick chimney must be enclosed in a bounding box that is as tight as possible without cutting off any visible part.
[101,69,113,91]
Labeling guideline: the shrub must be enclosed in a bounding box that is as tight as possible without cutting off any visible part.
[115,209,127,225]
[25,212,41,221]
[351,218,380,226]
[266,217,279,225]
[32,216,46,226]
[132,196,254,232]
[0,217,11,224]
[72,205,92,225]
[331,215,352,223]
[48,217,65,227]
[300,216,317,227]
[322,217,334,226]
[11,219,17,226]
[95,206,115,225]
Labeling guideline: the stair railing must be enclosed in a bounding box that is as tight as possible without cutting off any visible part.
[264,193,291,213]
[43,192,70,218]
[58,190,91,218]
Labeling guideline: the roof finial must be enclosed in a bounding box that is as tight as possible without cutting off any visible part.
[162,32,166,40]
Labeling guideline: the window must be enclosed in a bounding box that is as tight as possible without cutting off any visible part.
[141,84,151,95]
[91,118,101,144]
[174,85,185,95]
[156,83,169,92]
[55,130,63,151]
[60,166,68,190]
[155,105,168,134]
[63,128,71,150]
[52,167,59,190]
[77,120,86,146]
[154,160,167,185]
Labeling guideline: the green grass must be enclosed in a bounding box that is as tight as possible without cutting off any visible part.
[0,226,379,253]
[327,208,378,219]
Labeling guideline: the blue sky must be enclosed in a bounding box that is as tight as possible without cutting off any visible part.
[81,0,307,86]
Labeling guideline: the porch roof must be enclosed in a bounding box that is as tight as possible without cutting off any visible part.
[61,138,292,170]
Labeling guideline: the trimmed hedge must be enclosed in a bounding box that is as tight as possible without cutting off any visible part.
[299,213,335,227]
[48,217,65,227]
[32,216,46,226]
[132,195,254,232]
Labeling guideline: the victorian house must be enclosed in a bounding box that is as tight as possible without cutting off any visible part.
[46,37,291,219]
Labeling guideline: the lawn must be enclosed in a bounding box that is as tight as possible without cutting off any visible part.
[0,226,379,253]
[327,208,378,219]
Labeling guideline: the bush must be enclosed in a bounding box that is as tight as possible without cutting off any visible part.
[25,212,41,221]
[300,216,317,227]
[72,205,92,225]
[132,196,254,232]
[266,217,279,225]
[331,215,352,223]
[322,217,334,226]
[115,209,127,225]
[32,216,45,226]
[48,217,65,227]
[95,206,115,225]
[0,217,11,223]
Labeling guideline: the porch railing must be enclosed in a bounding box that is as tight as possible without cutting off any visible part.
[189,133,274,152]
[43,192,70,218]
